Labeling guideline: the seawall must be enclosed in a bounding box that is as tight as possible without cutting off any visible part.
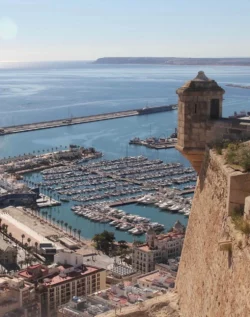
[0,105,176,136]
[176,149,250,317]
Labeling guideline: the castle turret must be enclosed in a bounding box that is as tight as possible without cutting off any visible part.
[176,71,225,172]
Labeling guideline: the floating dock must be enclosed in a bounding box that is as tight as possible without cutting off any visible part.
[0,105,177,136]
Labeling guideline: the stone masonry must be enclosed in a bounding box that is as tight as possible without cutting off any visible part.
[176,71,250,172]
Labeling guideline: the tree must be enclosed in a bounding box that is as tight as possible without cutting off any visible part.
[133,240,144,246]
[92,230,115,255]
[60,220,64,230]
[64,222,68,233]
[69,225,72,236]
[73,228,77,238]
[27,238,31,246]
[35,242,38,254]
[21,234,25,245]
[77,229,81,241]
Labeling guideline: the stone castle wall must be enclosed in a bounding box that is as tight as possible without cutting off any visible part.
[175,150,250,317]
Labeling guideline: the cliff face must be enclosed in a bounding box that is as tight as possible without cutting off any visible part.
[176,150,250,317]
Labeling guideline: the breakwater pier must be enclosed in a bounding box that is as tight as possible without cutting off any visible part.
[0,105,176,136]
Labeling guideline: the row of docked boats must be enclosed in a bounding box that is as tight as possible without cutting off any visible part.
[137,191,192,217]
[71,203,165,235]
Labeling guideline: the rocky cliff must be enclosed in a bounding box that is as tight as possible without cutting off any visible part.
[176,149,250,317]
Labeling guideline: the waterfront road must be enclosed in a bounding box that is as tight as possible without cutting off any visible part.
[1,109,139,135]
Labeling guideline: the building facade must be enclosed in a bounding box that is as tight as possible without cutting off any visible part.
[18,256,106,317]
[132,221,185,274]
[0,275,40,317]
[0,236,17,267]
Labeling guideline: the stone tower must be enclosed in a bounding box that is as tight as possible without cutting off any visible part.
[176,71,225,172]
[146,227,156,249]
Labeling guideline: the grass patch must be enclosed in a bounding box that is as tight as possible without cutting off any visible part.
[231,208,250,235]
[212,140,250,171]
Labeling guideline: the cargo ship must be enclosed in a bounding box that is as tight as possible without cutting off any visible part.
[137,104,177,115]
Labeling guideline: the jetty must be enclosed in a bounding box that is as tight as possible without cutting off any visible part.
[0,105,177,136]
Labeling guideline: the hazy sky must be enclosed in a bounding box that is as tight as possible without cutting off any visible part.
[0,0,250,62]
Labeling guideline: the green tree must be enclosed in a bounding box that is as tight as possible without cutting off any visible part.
[64,222,68,233]
[69,225,72,235]
[77,229,81,241]
[92,230,115,255]
[21,234,25,245]
[35,242,38,254]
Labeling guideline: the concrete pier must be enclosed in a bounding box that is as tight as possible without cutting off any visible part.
[0,105,176,136]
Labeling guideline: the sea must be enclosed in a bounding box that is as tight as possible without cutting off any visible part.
[0,62,250,242]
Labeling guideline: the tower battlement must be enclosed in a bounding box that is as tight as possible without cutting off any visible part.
[176,71,250,172]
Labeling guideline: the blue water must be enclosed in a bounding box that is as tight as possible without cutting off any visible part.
[0,62,250,241]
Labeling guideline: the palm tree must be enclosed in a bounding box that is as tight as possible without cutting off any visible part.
[27,238,31,246]
[57,220,60,227]
[64,222,68,233]
[60,220,64,230]
[73,228,77,238]
[52,217,56,226]
[24,243,28,259]
[48,214,52,224]
[35,242,38,254]
[77,229,81,241]
[69,225,72,236]
[21,234,25,245]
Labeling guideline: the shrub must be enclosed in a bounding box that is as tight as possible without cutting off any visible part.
[225,143,250,171]
[231,208,250,235]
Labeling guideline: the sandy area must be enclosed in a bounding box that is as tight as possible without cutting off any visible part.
[0,206,116,269]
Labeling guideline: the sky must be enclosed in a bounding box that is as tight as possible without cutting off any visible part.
[0,0,250,62]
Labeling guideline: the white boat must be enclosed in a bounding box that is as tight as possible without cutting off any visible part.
[120,223,133,231]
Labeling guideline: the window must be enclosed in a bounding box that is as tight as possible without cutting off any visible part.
[210,99,220,119]
[194,104,197,114]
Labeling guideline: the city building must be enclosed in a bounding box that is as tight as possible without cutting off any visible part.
[57,296,110,317]
[136,269,176,290]
[18,253,106,317]
[132,221,185,274]
[0,177,37,208]
[0,275,40,317]
[0,236,17,267]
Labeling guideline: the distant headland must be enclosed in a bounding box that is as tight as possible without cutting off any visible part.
[226,83,250,89]
[93,57,250,66]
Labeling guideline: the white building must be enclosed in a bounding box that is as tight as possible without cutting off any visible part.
[132,221,185,274]
[54,250,83,266]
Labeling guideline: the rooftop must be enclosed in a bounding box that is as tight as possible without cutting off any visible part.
[23,264,104,287]
[176,71,225,94]
[0,236,16,252]
[137,270,176,288]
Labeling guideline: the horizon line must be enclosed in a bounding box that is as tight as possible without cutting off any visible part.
[1,56,250,63]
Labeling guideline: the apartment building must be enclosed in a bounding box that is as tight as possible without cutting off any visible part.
[18,253,106,317]
[132,221,185,274]
[0,275,40,317]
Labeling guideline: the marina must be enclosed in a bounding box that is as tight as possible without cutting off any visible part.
[129,129,178,150]
[17,154,196,241]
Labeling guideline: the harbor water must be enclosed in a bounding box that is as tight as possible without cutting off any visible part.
[0,63,250,241]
